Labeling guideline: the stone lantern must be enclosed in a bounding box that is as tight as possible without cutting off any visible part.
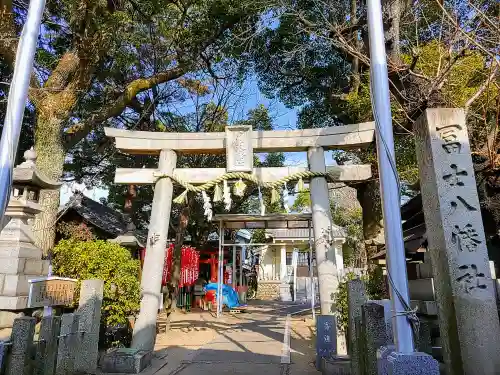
[0,148,60,317]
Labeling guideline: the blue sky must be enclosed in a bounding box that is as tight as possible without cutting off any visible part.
[60,78,338,205]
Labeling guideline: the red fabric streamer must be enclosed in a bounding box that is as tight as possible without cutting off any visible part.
[141,244,200,287]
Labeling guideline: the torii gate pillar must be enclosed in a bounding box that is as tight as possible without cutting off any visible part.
[132,149,177,351]
[308,146,346,354]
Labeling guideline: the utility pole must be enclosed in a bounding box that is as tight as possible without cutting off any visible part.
[366,0,414,353]
[0,0,46,221]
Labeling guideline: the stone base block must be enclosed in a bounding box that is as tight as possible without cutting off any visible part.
[410,300,438,316]
[0,311,24,329]
[321,356,350,375]
[2,274,40,296]
[0,296,28,310]
[0,258,25,275]
[101,348,153,373]
[0,242,42,260]
[23,259,44,275]
[377,348,439,375]
[408,279,435,301]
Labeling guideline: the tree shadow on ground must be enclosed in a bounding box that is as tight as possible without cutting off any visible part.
[97,301,319,375]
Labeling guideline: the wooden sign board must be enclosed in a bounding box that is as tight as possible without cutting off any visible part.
[27,277,77,308]
[226,125,253,172]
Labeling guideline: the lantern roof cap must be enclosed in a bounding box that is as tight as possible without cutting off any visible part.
[13,147,61,189]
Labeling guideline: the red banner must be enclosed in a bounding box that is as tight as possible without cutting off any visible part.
[140,244,200,287]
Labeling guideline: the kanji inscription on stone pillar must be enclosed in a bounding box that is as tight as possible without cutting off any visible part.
[226,125,253,172]
[414,108,500,375]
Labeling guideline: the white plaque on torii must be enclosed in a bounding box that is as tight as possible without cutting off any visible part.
[225,125,253,172]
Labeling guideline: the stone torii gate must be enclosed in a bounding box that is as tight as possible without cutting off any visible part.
[105,122,375,352]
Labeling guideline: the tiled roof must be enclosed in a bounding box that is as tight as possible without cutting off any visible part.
[58,194,146,243]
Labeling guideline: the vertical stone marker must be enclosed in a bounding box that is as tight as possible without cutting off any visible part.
[315,315,337,368]
[361,303,389,375]
[414,108,500,374]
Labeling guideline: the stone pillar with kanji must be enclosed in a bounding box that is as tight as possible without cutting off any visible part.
[414,108,500,375]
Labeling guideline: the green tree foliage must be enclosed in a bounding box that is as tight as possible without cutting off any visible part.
[245,0,499,247]
[52,240,140,325]
[251,229,267,243]
[291,190,311,212]
[334,269,387,333]
[332,206,364,267]
[0,0,268,252]
[292,189,365,266]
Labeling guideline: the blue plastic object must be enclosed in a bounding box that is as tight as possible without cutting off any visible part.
[205,283,242,309]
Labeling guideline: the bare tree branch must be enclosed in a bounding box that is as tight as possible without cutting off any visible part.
[465,65,499,111]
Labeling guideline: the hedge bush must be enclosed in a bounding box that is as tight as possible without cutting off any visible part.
[52,239,141,326]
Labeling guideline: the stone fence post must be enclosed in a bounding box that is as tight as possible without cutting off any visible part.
[35,316,61,375]
[361,303,388,375]
[347,279,367,375]
[75,279,104,373]
[56,313,80,375]
[5,316,35,375]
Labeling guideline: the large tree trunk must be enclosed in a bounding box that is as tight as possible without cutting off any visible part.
[382,0,403,64]
[356,179,384,261]
[0,0,16,68]
[163,203,191,317]
[32,112,67,254]
[31,52,81,253]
